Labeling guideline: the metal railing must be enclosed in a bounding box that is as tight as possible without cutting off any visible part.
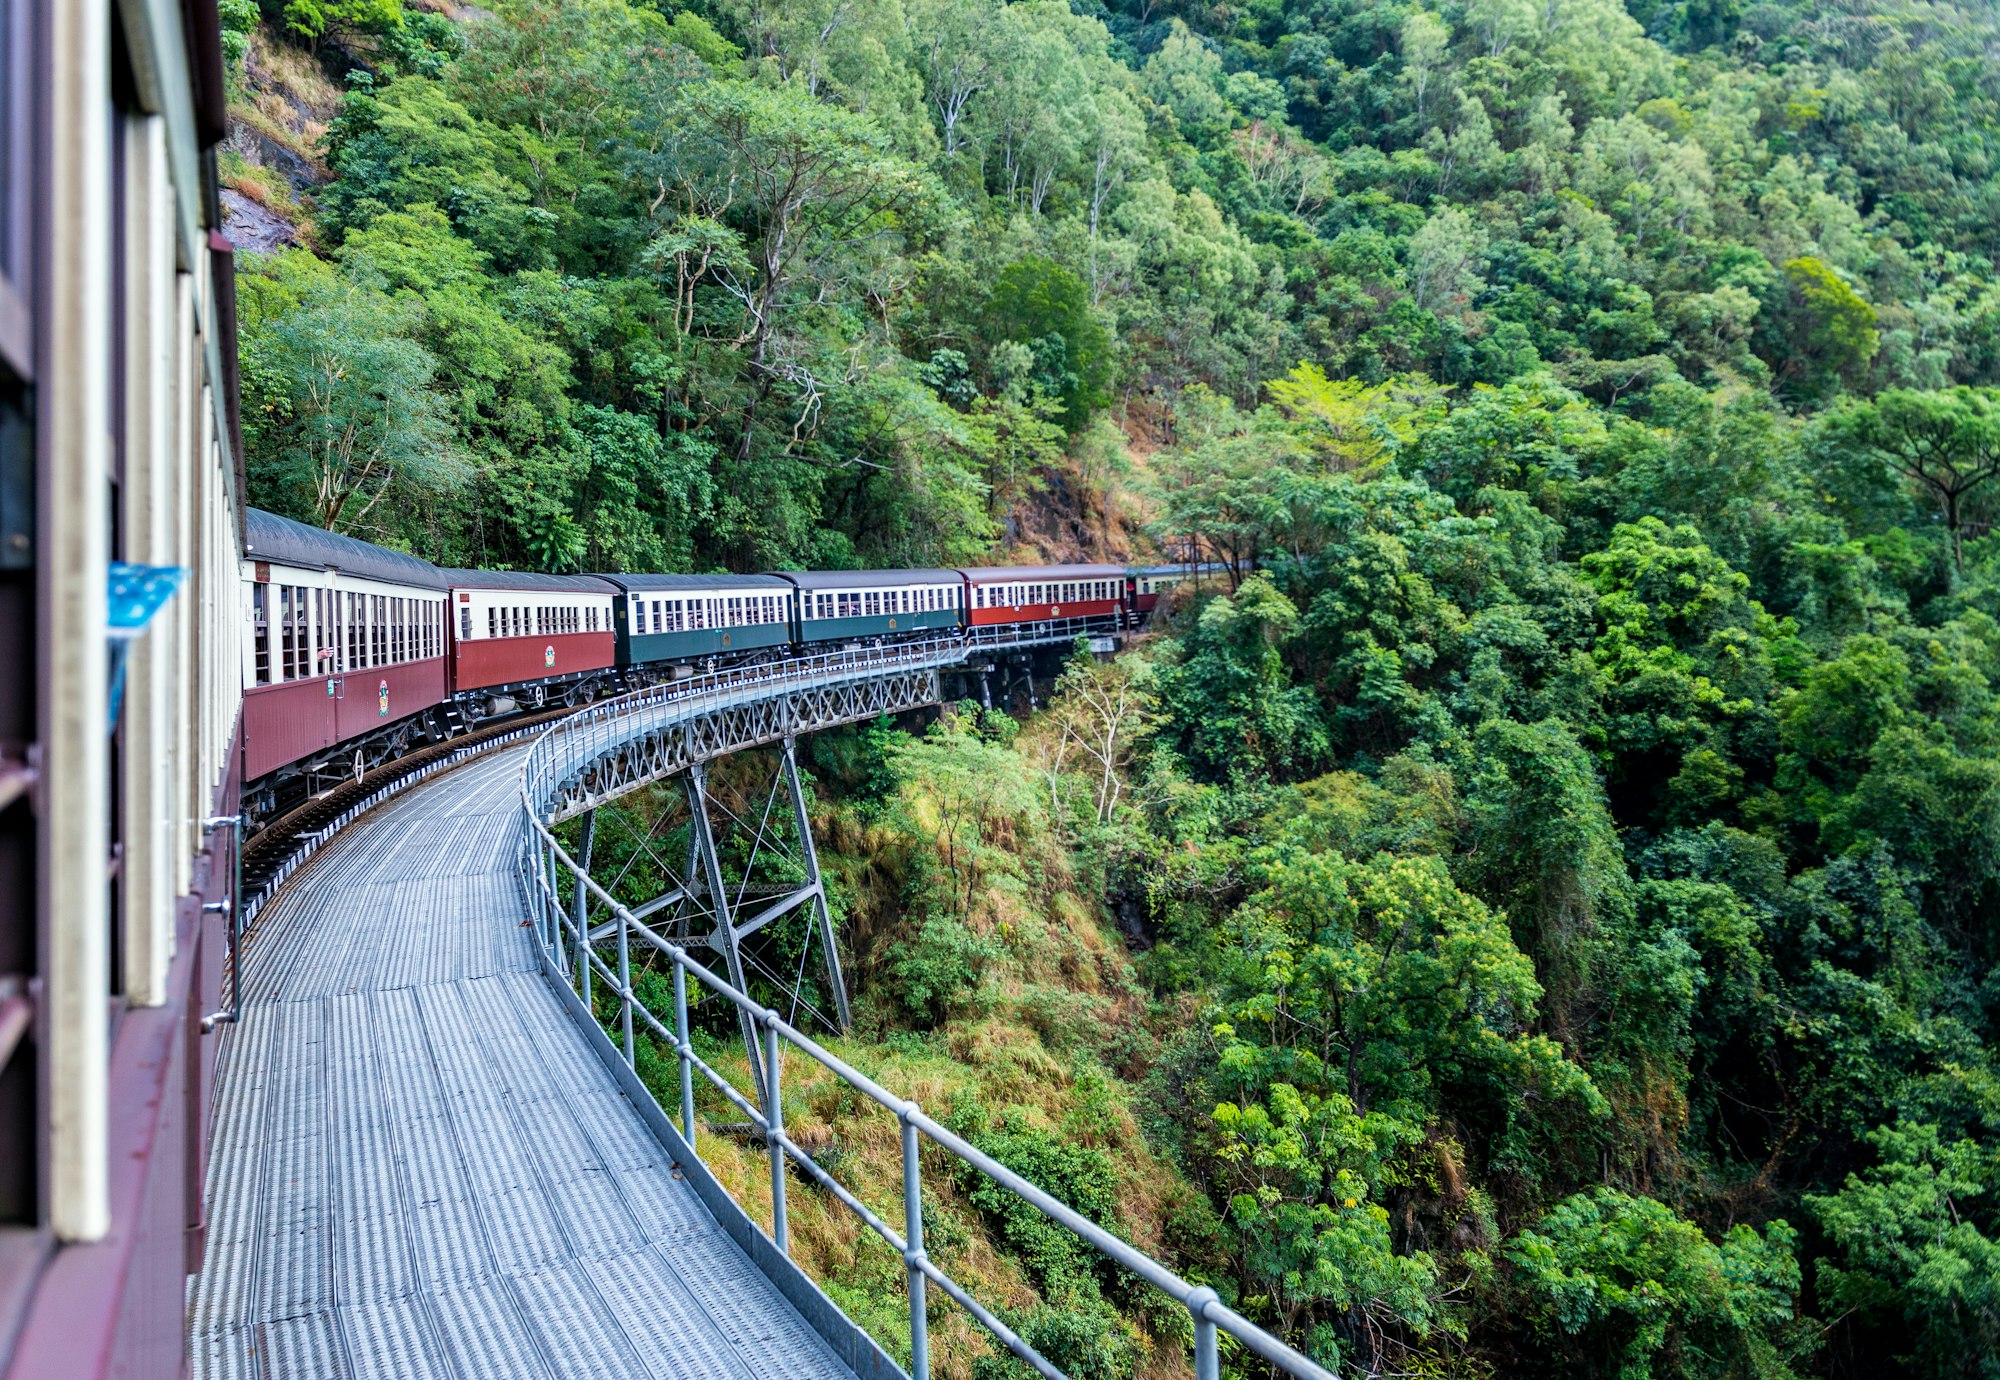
[521,618,1123,821]
[517,638,1337,1380]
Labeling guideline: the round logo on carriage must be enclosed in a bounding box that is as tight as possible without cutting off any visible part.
[1052,605,1062,617]
[545,644,556,667]
[378,680,389,716]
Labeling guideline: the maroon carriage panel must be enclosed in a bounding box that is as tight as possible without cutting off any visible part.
[242,676,340,781]
[334,656,447,745]
[451,631,616,694]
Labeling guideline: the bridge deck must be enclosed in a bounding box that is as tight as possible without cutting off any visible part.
[190,749,859,1380]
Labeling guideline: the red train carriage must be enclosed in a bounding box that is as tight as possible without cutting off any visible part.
[444,569,619,715]
[241,510,450,784]
[958,563,1127,628]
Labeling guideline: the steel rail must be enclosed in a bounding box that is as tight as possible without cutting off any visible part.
[517,633,1337,1380]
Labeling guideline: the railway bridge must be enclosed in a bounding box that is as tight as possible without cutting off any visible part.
[191,635,1336,1380]
[0,3,1330,1376]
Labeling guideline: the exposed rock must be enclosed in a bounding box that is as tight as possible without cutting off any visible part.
[221,189,297,256]
[229,122,324,194]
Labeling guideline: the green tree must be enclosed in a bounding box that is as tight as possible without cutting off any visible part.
[237,255,463,535]
[1807,1121,2000,1378]
[1505,1190,1805,1380]
[983,257,1113,431]
[1828,387,2000,575]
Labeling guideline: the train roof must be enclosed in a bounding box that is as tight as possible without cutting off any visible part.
[957,563,1126,582]
[243,508,449,590]
[777,568,962,590]
[439,569,620,594]
[1130,562,1224,576]
[599,572,794,593]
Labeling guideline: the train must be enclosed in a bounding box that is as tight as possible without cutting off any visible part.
[240,508,1210,826]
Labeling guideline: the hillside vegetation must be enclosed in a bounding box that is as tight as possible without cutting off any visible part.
[224,0,2000,1377]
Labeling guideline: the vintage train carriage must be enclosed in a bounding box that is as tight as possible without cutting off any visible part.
[960,563,1126,628]
[240,510,450,783]
[785,568,964,645]
[444,570,618,707]
[1128,562,1218,616]
[604,572,795,671]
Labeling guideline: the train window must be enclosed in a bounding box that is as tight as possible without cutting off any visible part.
[251,585,270,685]
[286,587,303,679]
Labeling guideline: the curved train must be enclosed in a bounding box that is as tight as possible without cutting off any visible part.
[241,508,1204,826]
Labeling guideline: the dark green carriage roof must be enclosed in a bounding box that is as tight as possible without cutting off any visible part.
[598,572,794,593]
[438,569,620,594]
[776,569,962,590]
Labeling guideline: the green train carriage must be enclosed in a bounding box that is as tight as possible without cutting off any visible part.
[604,572,797,673]
[781,569,966,645]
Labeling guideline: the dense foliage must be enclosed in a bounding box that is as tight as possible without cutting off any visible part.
[223,0,2000,1376]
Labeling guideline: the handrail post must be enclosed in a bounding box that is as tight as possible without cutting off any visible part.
[574,808,595,1007]
[1188,1286,1220,1380]
[764,1014,788,1255]
[617,903,634,1068]
[675,958,696,1149]
[901,1107,930,1380]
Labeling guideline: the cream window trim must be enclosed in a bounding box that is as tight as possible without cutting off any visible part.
[122,112,176,1006]
[46,0,112,1244]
